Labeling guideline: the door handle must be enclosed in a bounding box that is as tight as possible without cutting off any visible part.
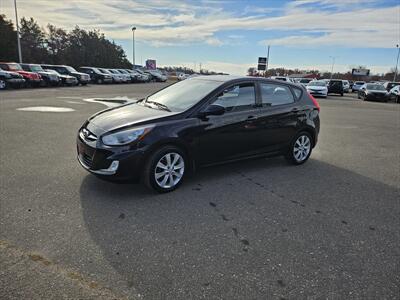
[291,107,300,112]
[246,115,258,121]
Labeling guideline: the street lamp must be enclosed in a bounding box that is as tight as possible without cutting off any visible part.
[14,0,22,63]
[394,44,399,82]
[132,27,136,69]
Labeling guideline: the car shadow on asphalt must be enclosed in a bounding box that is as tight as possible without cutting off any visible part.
[79,157,400,299]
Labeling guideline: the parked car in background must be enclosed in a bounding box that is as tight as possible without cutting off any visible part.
[134,69,151,81]
[79,67,112,84]
[342,80,350,93]
[388,85,400,103]
[97,68,121,83]
[109,69,130,83]
[306,80,328,98]
[44,69,78,86]
[349,80,354,90]
[144,69,167,82]
[21,63,59,86]
[270,76,291,82]
[116,69,135,83]
[126,69,149,82]
[0,67,25,90]
[177,73,190,81]
[42,64,90,85]
[382,81,400,92]
[298,78,314,87]
[352,81,365,92]
[77,76,320,192]
[358,83,388,102]
[327,79,344,96]
[0,62,41,87]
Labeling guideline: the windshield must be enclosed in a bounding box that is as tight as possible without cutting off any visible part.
[144,78,222,112]
[308,81,326,87]
[300,79,312,83]
[65,66,77,72]
[355,81,365,85]
[8,63,22,71]
[366,84,385,90]
[30,65,44,72]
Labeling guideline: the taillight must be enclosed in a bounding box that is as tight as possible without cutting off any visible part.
[308,92,320,112]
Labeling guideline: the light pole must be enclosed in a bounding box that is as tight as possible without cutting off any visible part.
[329,56,336,79]
[132,27,136,69]
[14,0,22,63]
[394,44,399,82]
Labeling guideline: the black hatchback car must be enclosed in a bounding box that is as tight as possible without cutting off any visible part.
[77,76,320,192]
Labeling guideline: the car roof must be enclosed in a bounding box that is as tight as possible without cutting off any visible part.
[191,75,303,88]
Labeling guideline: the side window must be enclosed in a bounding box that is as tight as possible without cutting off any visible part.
[292,87,302,99]
[260,83,294,107]
[213,83,256,113]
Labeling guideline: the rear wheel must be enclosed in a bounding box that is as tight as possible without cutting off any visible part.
[143,145,187,193]
[285,132,313,165]
[97,78,103,84]
[0,79,7,90]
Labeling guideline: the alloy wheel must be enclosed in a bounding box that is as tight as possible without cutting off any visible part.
[0,80,6,89]
[154,152,185,189]
[293,135,311,162]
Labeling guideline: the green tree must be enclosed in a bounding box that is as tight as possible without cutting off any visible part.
[46,24,69,64]
[0,14,18,61]
[19,17,48,63]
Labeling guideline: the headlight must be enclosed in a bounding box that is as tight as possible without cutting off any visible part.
[101,125,154,146]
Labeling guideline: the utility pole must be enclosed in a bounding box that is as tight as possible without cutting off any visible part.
[394,44,399,82]
[132,27,136,69]
[265,45,270,77]
[329,56,336,79]
[14,0,22,63]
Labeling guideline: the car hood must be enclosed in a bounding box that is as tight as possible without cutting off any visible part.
[39,71,58,76]
[307,86,327,90]
[367,89,387,93]
[88,103,177,133]
[16,70,39,77]
[71,71,88,77]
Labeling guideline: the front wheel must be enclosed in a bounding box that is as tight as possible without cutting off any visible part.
[285,132,313,165]
[143,146,187,193]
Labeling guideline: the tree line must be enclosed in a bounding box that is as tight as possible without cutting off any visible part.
[0,14,132,69]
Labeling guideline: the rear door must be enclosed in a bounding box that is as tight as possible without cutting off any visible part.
[255,82,301,152]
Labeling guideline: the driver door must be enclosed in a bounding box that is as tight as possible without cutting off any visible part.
[195,82,262,165]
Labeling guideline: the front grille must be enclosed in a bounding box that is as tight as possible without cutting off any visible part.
[80,153,93,168]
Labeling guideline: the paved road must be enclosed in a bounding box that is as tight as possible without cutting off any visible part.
[1,83,399,299]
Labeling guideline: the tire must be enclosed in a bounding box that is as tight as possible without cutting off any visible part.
[357,93,361,99]
[340,93,343,96]
[97,78,103,84]
[285,132,313,165]
[143,145,187,193]
[0,79,7,90]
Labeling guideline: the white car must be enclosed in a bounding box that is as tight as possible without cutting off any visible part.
[177,73,190,81]
[306,80,328,98]
[270,76,291,82]
[342,80,350,93]
[352,81,365,92]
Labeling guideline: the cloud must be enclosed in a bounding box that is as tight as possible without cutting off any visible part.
[1,0,398,49]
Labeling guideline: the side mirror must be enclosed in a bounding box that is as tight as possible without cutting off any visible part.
[198,104,225,118]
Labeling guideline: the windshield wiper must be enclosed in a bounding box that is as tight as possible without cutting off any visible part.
[145,100,171,112]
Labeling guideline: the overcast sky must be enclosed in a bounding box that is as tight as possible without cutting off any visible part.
[2,0,399,74]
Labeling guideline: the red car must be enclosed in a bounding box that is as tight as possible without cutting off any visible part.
[0,62,41,87]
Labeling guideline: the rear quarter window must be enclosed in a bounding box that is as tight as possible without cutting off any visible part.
[292,87,302,99]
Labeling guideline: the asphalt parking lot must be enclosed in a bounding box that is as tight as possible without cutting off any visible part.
[1,83,399,299]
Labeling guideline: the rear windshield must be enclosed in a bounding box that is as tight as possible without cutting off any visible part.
[308,81,326,87]
[355,81,365,85]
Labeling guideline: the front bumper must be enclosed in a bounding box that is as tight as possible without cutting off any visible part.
[76,133,145,180]
[307,89,327,97]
